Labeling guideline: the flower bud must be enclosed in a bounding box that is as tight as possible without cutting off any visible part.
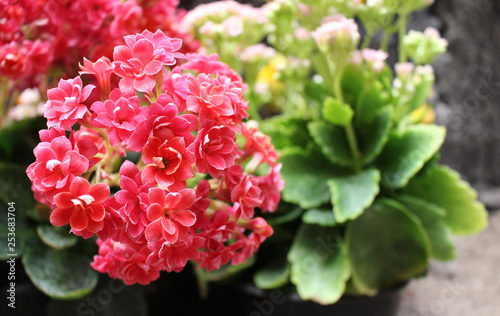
[312,16,360,64]
[403,27,448,65]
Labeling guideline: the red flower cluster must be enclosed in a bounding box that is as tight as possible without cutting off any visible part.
[27,30,283,285]
[0,0,197,89]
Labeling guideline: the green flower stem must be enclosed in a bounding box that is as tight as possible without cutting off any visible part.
[334,67,362,174]
[398,14,408,63]
[361,31,374,49]
[193,264,209,300]
[0,77,9,124]
[380,30,391,52]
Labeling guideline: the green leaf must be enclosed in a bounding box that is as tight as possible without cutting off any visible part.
[254,258,290,290]
[23,240,98,299]
[323,97,354,127]
[37,225,78,250]
[302,209,337,227]
[402,165,488,235]
[328,168,381,223]
[46,279,148,316]
[0,203,33,260]
[259,115,311,150]
[308,121,351,167]
[358,107,393,165]
[0,163,37,216]
[342,66,390,123]
[395,195,456,261]
[288,224,350,304]
[0,116,46,164]
[280,148,350,209]
[376,125,446,190]
[346,201,430,295]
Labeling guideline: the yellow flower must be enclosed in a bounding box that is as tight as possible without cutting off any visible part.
[410,104,436,124]
[255,56,285,95]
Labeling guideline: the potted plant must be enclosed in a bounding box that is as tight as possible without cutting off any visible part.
[182,0,488,314]
[1,1,284,315]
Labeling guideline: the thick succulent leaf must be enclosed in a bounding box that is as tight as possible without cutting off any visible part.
[376,125,445,190]
[346,200,430,295]
[0,203,33,260]
[37,225,78,250]
[328,168,380,223]
[0,116,46,164]
[358,107,393,165]
[308,121,352,167]
[342,65,390,123]
[46,278,148,316]
[254,257,290,290]
[302,209,337,227]
[402,165,488,235]
[395,195,456,261]
[0,163,37,218]
[259,115,311,150]
[323,97,354,127]
[23,240,98,299]
[280,148,350,209]
[288,224,350,304]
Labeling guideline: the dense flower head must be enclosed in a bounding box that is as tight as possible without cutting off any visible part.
[27,33,283,285]
[0,0,196,87]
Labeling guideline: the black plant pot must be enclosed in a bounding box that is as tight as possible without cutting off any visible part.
[145,264,403,316]
[233,284,403,316]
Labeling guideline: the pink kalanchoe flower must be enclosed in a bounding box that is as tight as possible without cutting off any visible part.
[197,243,236,272]
[74,126,108,167]
[186,73,236,122]
[113,30,184,96]
[50,177,110,236]
[181,53,242,83]
[231,174,262,220]
[91,95,148,146]
[256,164,284,213]
[147,234,205,272]
[113,38,163,95]
[114,161,152,239]
[162,67,190,112]
[44,76,95,130]
[142,136,195,190]
[128,94,197,151]
[94,196,127,242]
[109,0,143,39]
[26,136,89,203]
[190,122,241,179]
[144,188,197,244]
[24,39,54,78]
[199,211,236,252]
[0,42,27,79]
[123,30,185,66]
[79,57,115,97]
[241,123,279,166]
[91,237,161,285]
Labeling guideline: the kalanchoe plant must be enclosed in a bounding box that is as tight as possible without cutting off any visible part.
[186,0,488,306]
[0,0,198,126]
[22,29,283,297]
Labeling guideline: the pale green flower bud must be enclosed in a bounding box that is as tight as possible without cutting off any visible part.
[403,28,448,65]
